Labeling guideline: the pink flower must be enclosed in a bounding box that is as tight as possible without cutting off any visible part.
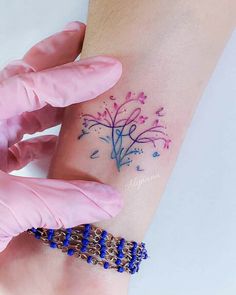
[113,102,118,110]
[101,111,107,118]
[125,91,132,101]
[156,107,164,116]
[97,112,102,120]
[164,139,171,149]
[152,119,160,127]
[137,92,147,104]
[97,111,107,120]
[82,118,88,127]
[136,115,148,124]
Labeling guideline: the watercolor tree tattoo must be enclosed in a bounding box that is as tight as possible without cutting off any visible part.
[78,92,171,172]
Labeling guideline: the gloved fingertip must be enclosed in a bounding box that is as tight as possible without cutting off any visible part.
[107,191,124,218]
[78,55,123,82]
[79,55,122,67]
[94,185,124,218]
[63,21,86,32]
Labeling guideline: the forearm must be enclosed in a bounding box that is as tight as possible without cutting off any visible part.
[49,0,235,241]
[49,1,235,294]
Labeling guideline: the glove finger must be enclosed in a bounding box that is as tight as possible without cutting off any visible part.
[6,135,57,173]
[0,21,85,82]
[3,105,63,148]
[0,60,34,83]
[0,55,122,120]
[23,21,86,71]
[0,107,61,172]
[0,172,123,242]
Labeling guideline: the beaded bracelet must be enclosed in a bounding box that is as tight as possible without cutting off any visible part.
[27,224,148,275]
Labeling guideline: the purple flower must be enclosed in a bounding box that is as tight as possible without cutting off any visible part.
[113,102,118,110]
[156,107,164,116]
[152,119,160,127]
[136,115,148,124]
[164,139,171,149]
[97,111,107,120]
[137,92,147,104]
[125,91,132,101]
[82,118,88,127]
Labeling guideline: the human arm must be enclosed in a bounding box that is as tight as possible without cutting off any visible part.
[50,1,235,294]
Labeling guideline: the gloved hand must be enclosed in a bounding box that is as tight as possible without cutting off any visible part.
[0,21,123,252]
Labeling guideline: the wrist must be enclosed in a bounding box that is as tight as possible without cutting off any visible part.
[58,259,130,295]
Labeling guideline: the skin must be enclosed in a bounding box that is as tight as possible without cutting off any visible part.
[0,1,235,295]
[48,1,235,294]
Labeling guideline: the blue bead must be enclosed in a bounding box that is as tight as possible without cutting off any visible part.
[63,240,69,247]
[99,238,106,245]
[117,244,124,251]
[84,224,91,231]
[48,229,54,234]
[50,242,57,248]
[87,256,93,264]
[115,259,122,265]
[81,246,87,253]
[48,232,54,241]
[83,230,90,238]
[131,248,137,255]
[130,267,136,274]
[66,228,72,234]
[34,232,41,239]
[117,252,124,259]
[130,259,136,265]
[128,262,134,269]
[31,227,37,233]
[67,249,74,256]
[144,253,148,259]
[132,241,138,248]
[100,245,106,252]
[82,238,89,246]
[101,230,108,238]
[47,234,53,241]
[66,233,71,240]
[132,254,137,259]
[100,251,106,258]
[118,266,124,273]
[119,238,125,246]
[103,262,109,269]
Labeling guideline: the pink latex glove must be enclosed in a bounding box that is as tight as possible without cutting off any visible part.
[0,21,123,252]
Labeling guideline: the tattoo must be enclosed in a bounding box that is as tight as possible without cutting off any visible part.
[78,92,171,172]
[78,129,89,140]
[99,136,111,143]
[90,150,100,159]
[152,151,160,158]
[136,165,144,172]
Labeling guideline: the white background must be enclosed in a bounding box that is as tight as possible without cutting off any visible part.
[0,1,236,294]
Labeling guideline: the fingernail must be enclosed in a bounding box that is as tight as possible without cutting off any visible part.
[78,56,123,82]
[79,55,122,67]
[63,21,86,32]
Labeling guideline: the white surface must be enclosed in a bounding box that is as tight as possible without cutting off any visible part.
[1,1,236,294]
